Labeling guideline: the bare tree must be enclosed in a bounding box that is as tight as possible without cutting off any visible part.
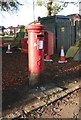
[0,0,22,12]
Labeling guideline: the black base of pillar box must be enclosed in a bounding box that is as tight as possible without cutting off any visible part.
[28,73,43,86]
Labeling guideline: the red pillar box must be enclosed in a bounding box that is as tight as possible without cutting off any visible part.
[21,39,28,54]
[25,23,45,85]
[0,37,2,47]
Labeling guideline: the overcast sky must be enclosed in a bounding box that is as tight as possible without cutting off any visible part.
[0,0,79,27]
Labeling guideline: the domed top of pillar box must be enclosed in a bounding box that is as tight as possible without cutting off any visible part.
[25,22,46,31]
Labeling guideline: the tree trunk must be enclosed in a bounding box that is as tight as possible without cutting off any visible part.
[47,0,52,16]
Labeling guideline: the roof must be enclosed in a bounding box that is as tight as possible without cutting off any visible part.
[67,14,81,17]
[38,15,70,21]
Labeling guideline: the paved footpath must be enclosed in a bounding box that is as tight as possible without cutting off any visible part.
[2,78,81,119]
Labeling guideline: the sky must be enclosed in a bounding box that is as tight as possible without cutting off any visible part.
[0,0,80,28]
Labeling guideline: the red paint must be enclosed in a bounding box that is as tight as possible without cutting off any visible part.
[0,37,2,47]
[44,31,54,55]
